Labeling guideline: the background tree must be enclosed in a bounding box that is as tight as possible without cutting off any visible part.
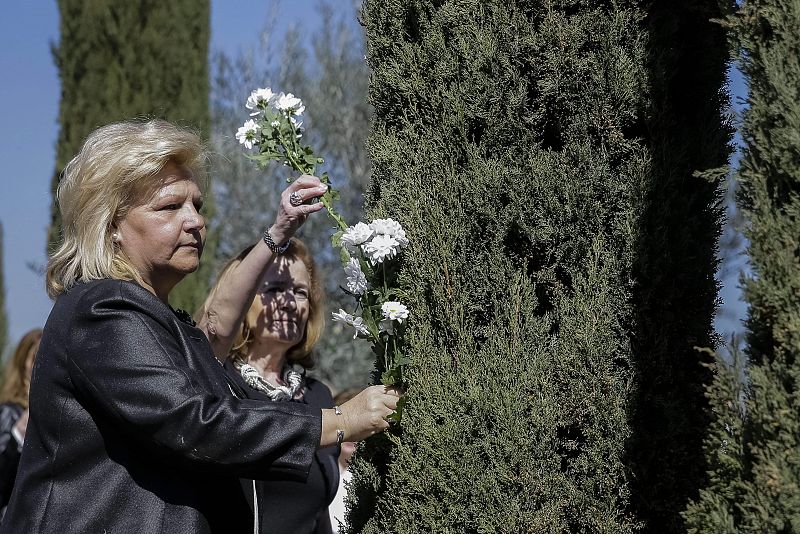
[49,0,213,312]
[626,1,733,530]
[348,1,651,531]
[685,0,800,530]
[0,222,8,358]
[210,0,373,390]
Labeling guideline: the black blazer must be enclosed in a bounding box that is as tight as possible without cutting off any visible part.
[0,279,321,534]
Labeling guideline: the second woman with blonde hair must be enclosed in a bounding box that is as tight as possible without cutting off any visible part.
[200,238,338,534]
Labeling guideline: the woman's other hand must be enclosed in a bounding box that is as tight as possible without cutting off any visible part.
[321,385,402,446]
[269,175,328,244]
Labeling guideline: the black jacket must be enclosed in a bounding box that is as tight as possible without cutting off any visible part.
[0,279,321,534]
[223,363,339,534]
[0,402,23,510]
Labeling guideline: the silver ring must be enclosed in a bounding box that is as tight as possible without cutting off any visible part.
[289,191,303,207]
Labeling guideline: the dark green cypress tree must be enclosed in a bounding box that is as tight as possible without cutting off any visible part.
[348,1,651,531]
[626,1,732,531]
[0,222,8,357]
[685,0,800,530]
[50,0,213,312]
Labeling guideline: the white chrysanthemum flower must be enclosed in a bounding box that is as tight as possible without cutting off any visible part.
[370,218,409,247]
[344,259,368,295]
[363,234,400,265]
[340,222,374,254]
[331,309,370,338]
[245,88,275,115]
[381,301,409,323]
[331,309,353,324]
[270,120,280,128]
[350,316,371,338]
[273,92,305,115]
[235,119,260,149]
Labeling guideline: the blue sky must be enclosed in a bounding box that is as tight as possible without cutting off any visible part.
[0,2,748,351]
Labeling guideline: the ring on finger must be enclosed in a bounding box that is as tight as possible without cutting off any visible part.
[289,191,304,207]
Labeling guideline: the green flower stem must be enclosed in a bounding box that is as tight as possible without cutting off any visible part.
[319,195,349,231]
[275,128,348,233]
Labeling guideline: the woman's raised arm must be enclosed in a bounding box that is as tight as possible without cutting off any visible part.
[196,176,328,359]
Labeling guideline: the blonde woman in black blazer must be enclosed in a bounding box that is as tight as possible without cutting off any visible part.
[0,120,399,534]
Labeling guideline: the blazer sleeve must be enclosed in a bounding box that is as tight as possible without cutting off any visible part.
[64,282,320,479]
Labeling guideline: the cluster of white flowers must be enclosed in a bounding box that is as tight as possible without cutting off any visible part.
[332,217,411,338]
[236,87,305,149]
[245,87,304,116]
[340,218,410,266]
[331,309,371,338]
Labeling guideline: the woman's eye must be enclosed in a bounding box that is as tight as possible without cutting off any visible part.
[295,288,309,299]
[161,203,180,211]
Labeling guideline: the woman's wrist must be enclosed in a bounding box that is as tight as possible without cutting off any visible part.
[320,408,348,448]
[262,226,290,254]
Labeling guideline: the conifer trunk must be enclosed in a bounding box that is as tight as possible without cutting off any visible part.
[49,0,213,312]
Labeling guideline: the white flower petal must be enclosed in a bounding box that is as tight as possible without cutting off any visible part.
[331,309,354,324]
[370,218,409,248]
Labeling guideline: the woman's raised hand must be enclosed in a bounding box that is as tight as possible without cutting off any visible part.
[269,175,328,244]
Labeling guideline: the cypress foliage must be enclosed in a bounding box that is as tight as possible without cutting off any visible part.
[685,0,800,530]
[0,222,7,357]
[50,0,213,311]
[626,1,732,531]
[348,1,651,531]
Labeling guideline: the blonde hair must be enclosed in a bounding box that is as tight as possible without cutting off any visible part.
[0,328,42,408]
[46,119,207,298]
[200,239,326,369]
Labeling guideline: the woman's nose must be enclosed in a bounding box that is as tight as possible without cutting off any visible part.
[278,292,298,310]
[182,205,205,232]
